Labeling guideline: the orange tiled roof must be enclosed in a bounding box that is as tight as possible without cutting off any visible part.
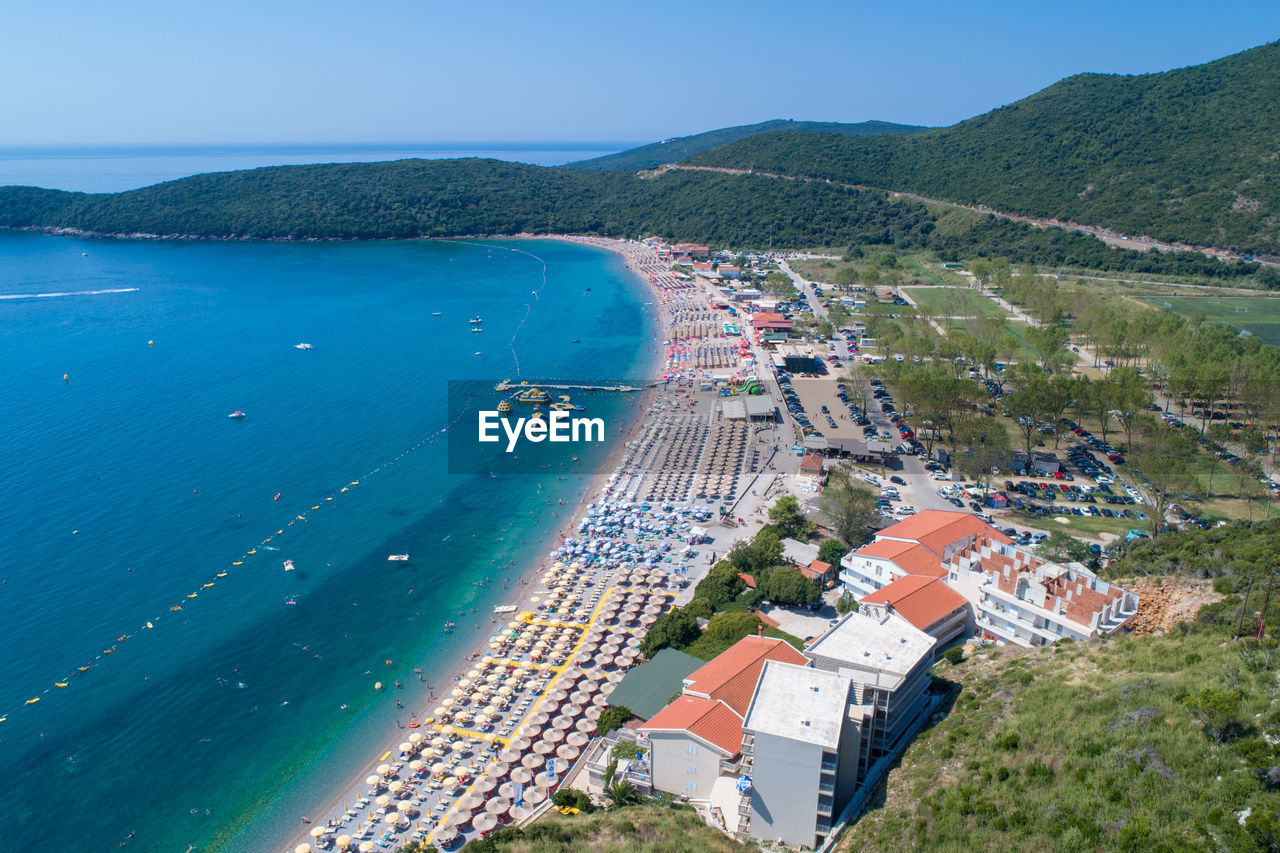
[800,454,825,471]
[683,635,808,717]
[876,510,1010,556]
[800,559,832,580]
[640,695,744,756]
[860,575,968,632]
[851,538,947,578]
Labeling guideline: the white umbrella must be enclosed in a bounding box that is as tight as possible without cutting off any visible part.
[295,844,312,853]
[376,763,392,776]
[310,825,326,838]
[358,843,375,853]
[335,834,352,849]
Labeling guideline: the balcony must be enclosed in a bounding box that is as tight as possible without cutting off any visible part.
[820,759,837,775]
[817,795,834,816]
[818,781,835,797]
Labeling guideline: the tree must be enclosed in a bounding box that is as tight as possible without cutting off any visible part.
[694,561,745,608]
[942,646,965,665]
[596,705,635,736]
[845,362,874,415]
[638,608,699,657]
[818,471,881,545]
[833,266,859,290]
[702,611,766,645]
[1035,530,1090,563]
[762,271,795,297]
[835,591,859,614]
[1025,323,1071,373]
[1132,418,1195,536]
[1183,688,1244,743]
[817,538,848,565]
[1080,378,1117,448]
[1110,367,1153,451]
[953,417,1011,494]
[1003,381,1053,474]
[684,597,715,620]
[763,565,820,607]
[768,494,815,540]
[603,780,641,809]
[551,787,596,813]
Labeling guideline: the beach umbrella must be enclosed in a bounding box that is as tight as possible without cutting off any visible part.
[576,718,597,733]
[364,774,380,786]
[408,759,423,772]
[383,812,401,826]
[486,795,512,815]
[408,732,423,745]
[552,715,573,731]
[567,731,589,747]
[442,775,459,790]
[473,776,498,795]
[533,739,556,754]
[376,793,392,806]
[499,747,523,763]
[544,728,565,744]
[508,804,531,823]
[498,781,517,800]
[396,800,413,814]
[432,706,448,718]
[450,740,467,753]
[433,827,458,847]
[335,834,352,849]
[294,844,311,853]
[419,747,438,761]
[388,780,403,794]
[398,741,413,753]
[450,687,464,698]
[309,825,327,839]
[431,762,449,777]
[556,743,580,762]
[376,764,392,777]
[525,787,548,805]
[473,811,498,834]
[521,752,545,770]
[358,842,375,853]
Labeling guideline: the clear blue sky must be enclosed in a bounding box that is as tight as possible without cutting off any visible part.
[3,0,1277,145]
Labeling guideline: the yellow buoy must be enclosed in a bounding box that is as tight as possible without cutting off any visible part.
[145,621,153,629]
[147,340,154,346]
[63,374,69,382]
[55,682,68,688]
[25,698,40,705]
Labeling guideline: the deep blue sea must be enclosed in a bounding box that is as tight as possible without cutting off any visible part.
[0,231,658,851]
[0,142,633,193]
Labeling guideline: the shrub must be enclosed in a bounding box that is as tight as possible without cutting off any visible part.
[942,646,965,666]
[596,705,634,736]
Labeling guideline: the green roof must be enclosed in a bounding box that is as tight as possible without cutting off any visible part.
[606,648,704,719]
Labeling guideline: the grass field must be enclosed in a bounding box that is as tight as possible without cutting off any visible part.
[906,286,1007,319]
[1141,295,1280,346]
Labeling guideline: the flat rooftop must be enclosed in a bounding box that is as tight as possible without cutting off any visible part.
[805,610,935,680]
[743,661,848,749]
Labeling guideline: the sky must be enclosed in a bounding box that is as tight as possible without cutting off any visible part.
[2,0,1278,146]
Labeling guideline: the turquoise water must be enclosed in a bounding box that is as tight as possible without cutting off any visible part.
[0,232,658,851]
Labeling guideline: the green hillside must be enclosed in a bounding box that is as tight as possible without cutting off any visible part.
[686,41,1280,255]
[566,119,927,172]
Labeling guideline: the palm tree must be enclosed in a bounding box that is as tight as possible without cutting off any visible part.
[604,780,641,809]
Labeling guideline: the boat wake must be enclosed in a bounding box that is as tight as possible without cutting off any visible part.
[0,287,141,300]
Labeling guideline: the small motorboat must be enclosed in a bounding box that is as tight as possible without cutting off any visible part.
[432,312,443,316]
[283,559,295,572]
[387,554,409,562]
[470,327,483,333]
[294,343,313,350]
[228,411,246,419]
[469,316,482,324]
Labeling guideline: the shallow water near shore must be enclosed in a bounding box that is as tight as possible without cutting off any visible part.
[0,231,656,852]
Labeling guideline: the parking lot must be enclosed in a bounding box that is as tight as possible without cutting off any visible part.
[787,376,867,441]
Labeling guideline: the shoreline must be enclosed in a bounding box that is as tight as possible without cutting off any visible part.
[276,236,674,852]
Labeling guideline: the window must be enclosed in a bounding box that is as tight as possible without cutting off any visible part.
[687,764,697,775]
[687,780,698,793]
[687,743,699,755]
[1015,577,1030,601]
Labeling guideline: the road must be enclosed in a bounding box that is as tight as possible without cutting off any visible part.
[660,163,1278,269]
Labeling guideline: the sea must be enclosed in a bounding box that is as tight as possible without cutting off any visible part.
[0,142,633,194]
[0,221,660,850]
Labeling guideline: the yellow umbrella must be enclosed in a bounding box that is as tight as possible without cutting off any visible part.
[310,826,326,838]
[383,812,401,826]
[470,691,485,702]
[466,668,482,679]
[432,706,448,717]
[451,687,464,698]
[388,780,403,794]
[335,834,352,849]
[376,764,392,776]
[497,685,513,696]
[398,742,413,753]
[408,732,423,744]
[364,774,379,786]
[431,762,449,776]
[359,843,375,853]
[450,740,467,753]
[295,845,312,853]
[375,794,391,807]
[456,678,472,689]
[396,800,413,813]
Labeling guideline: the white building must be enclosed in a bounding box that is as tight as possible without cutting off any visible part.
[740,661,865,848]
[805,609,935,779]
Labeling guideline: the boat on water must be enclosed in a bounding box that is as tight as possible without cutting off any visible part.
[294,342,313,350]
[432,312,443,316]
[283,559,295,572]
[387,554,409,561]
[228,410,246,419]
[469,316,482,324]
[470,327,483,333]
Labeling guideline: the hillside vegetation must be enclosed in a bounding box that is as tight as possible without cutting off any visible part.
[456,803,755,853]
[566,119,927,172]
[1,158,1271,285]
[838,521,1280,853]
[686,41,1280,255]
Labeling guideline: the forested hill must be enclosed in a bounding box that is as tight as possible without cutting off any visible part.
[565,119,928,172]
[0,157,1271,283]
[685,40,1280,255]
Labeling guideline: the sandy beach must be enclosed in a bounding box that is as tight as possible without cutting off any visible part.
[281,235,782,853]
